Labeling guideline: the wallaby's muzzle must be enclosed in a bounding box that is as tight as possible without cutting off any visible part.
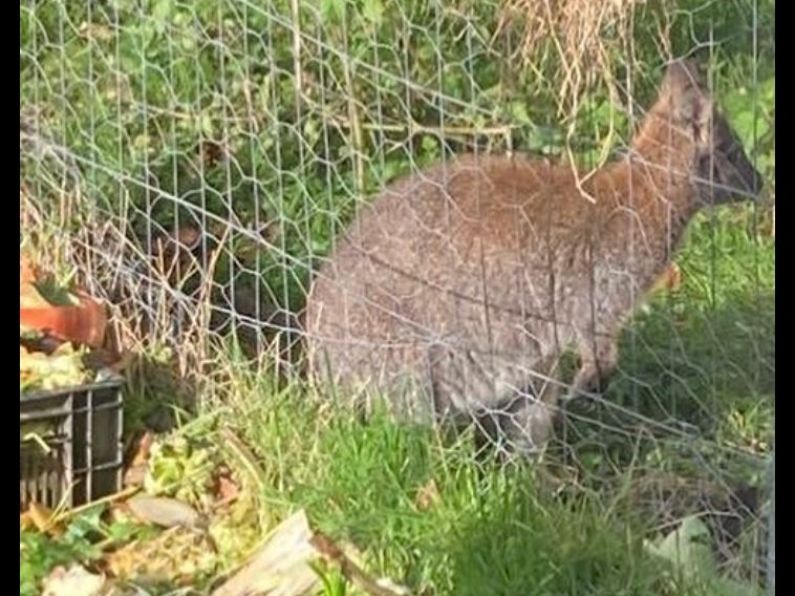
[697,112,765,205]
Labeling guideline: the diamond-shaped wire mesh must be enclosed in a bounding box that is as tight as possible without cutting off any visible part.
[20,0,773,588]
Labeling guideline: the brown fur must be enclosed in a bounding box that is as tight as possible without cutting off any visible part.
[304,59,763,456]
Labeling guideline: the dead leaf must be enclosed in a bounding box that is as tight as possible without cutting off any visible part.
[415,479,441,511]
[42,565,106,596]
[212,510,411,596]
[200,140,225,168]
[211,510,319,596]
[104,525,217,586]
[78,21,114,42]
[25,502,65,536]
[128,432,154,468]
[665,263,682,291]
[650,263,682,294]
[28,502,55,530]
[126,496,204,529]
[21,511,33,531]
[123,432,154,488]
[214,470,240,507]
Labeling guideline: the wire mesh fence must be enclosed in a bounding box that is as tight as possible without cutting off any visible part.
[20,0,774,591]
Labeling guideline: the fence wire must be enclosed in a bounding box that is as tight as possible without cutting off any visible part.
[20,0,774,590]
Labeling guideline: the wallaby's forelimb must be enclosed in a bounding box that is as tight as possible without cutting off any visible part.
[563,337,620,403]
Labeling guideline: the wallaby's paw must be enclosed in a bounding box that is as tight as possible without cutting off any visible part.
[501,399,554,457]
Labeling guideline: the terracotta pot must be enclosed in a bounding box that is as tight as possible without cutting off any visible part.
[20,256,35,286]
[20,292,107,348]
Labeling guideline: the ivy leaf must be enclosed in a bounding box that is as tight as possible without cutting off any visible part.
[644,515,765,596]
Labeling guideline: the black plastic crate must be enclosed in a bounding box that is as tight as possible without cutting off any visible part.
[20,380,124,511]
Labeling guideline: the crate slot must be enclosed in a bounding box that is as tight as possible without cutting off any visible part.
[20,381,124,511]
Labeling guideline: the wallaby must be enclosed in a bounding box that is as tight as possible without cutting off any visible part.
[303,59,763,457]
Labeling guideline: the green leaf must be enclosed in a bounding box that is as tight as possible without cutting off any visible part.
[762,78,775,104]
[152,0,173,24]
[303,119,321,148]
[201,112,214,137]
[732,110,769,151]
[421,135,439,157]
[361,0,384,27]
[64,505,105,542]
[644,515,765,596]
[321,0,345,23]
[644,516,715,579]
[510,101,532,126]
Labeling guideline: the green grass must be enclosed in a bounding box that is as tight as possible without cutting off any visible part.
[149,393,692,595]
[131,327,769,596]
[20,206,774,592]
[177,203,769,595]
[562,205,774,480]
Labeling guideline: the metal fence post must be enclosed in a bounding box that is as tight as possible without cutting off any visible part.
[768,450,775,595]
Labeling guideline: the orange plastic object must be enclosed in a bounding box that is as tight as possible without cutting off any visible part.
[20,292,107,348]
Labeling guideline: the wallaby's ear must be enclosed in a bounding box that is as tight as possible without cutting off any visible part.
[661,59,712,129]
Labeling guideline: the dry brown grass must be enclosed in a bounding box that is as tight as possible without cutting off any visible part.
[498,0,656,118]
[20,173,213,397]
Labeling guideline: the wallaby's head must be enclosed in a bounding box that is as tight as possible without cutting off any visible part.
[656,58,764,206]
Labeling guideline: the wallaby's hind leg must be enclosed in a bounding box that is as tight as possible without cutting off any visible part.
[473,390,556,461]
